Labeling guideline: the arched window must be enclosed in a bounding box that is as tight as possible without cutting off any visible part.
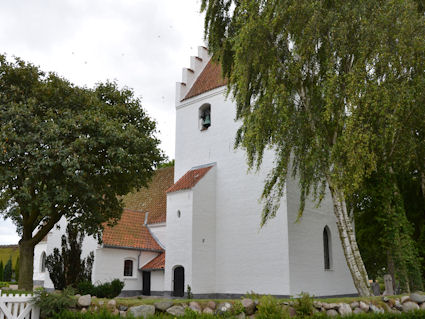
[199,103,211,131]
[40,252,46,273]
[323,226,332,270]
[124,259,133,277]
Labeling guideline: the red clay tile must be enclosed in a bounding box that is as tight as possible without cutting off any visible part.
[141,252,165,270]
[182,60,227,101]
[166,165,213,193]
[122,166,174,224]
[103,209,163,251]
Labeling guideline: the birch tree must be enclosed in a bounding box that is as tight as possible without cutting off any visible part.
[201,0,425,296]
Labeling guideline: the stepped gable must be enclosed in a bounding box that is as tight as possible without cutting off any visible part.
[176,46,227,102]
[102,209,163,251]
[183,59,227,101]
[166,164,214,193]
[141,252,165,270]
[122,166,174,224]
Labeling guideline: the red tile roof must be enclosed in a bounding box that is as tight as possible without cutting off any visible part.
[122,166,174,224]
[182,60,227,101]
[103,209,163,251]
[141,252,165,270]
[166,165,214,193]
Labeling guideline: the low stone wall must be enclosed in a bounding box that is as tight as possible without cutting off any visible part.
[75,293,425,317]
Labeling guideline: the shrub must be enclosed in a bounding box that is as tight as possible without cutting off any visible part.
[14,256,19,282]
[32,287,77,318]
[256,295,288,319]
[230,301,245,315]
[46,224,94,290]
[77,279,124,298]
[77,280,95,296]
[294,292,314,317]
[3,258,12,282]
[0,281,9,288]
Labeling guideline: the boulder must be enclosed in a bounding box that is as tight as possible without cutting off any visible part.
[81,308,87,314]
[98,301,104,306]
[402,302,420,312]
[207,301,216,310]
[129,305,156,318]
[154,301,173,312]
[242,298,256,315]
[369,304,384,314]
[401,296,410,304]
[326,309,339,317]
[216,302,233,314]
[166,305,186,317]
[395,300,403,311]
[118,305,128,312]
[350,302,359,309]
[324,303,339,310]
[78,295,92,308]
[203,307,214,314]
[338,303,352,316]
[420,303,425,310]
[382,297,389,302]
[410,293,425,304]
[359,301,369,312]
[108,300,117,307]
[119,310,126,317]
[189,301,202,313]
[353,308,364,315]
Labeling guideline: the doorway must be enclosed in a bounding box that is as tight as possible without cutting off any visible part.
[173,266,184,297]
[142,271,151,296]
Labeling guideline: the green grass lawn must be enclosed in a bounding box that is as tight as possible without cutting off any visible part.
[0,245,19,265]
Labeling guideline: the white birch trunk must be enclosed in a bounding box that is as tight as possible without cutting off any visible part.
[327,180,371,296]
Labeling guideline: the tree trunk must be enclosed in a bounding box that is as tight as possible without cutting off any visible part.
[387,251,396,292]
[328,181,372,296]
[18,240,35,291]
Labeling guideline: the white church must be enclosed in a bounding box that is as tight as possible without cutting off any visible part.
[33,47,357,298]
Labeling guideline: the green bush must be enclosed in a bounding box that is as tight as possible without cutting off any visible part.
[77,281,95,296]
[294,292,315,317]
[0,260,3,281]
[0,281,9,288]
[3,258,12,282]
[32,287,77,318]
[77,279,124,298]
[256,295,288,319]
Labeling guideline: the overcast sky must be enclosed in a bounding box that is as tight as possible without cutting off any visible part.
[0,0,206,244]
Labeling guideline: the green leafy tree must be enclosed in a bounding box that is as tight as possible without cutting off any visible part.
[14,256,19,282]
[46,223,94,290]
[352,168,423,293]
[201,0,425,295]
[3,258,12,282]
[0,260,4,281]
[0,56,163,290]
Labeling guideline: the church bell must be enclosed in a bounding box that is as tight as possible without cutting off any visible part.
[202,114,211,127]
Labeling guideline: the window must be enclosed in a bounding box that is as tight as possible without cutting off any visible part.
[40,252,46,273]
[199,103,211,131]
[124,259,133,277]
[323,226,332,270]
